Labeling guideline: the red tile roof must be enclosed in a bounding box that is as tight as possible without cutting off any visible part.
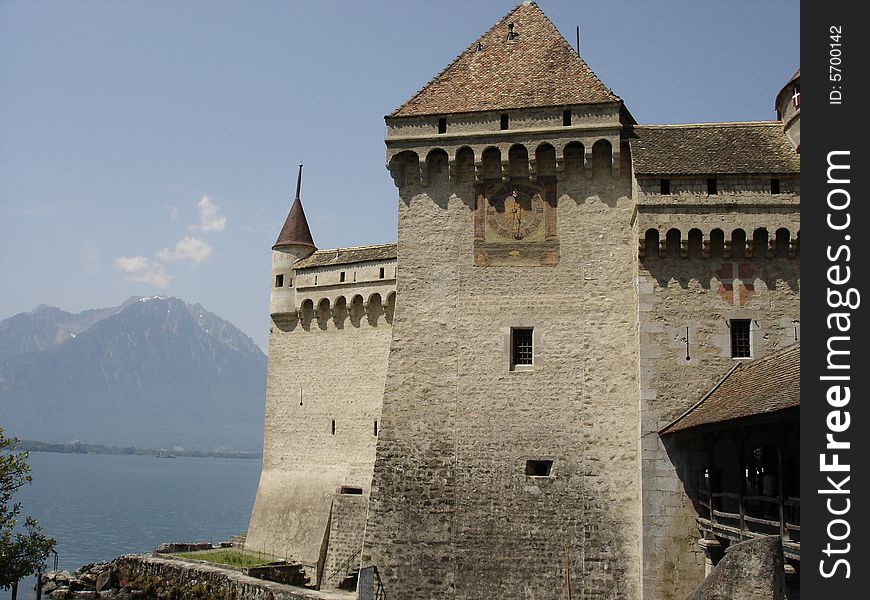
[660,344,800,435]
[390,1,619,118]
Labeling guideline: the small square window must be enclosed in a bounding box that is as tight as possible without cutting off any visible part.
[379,267,385,279]
[340,271,346,282]
[707,178,718,195]
[275,274,284,288]
[500,113,509,130]
[771,178,781,194]
[730,319,752,358]
[525,459,553,477]
[438,117,447,134]
[660,179,671,195]
[511,328,533,369]
[562,109,572,126]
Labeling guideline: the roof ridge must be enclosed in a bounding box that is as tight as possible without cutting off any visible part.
[388,3,526,118]
[311,242,397,254]
[634,121,781,129]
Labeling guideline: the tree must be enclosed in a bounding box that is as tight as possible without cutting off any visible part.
[1,428,57,591]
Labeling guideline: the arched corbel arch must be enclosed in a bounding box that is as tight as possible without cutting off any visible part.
[562,141,584,178]
[385,291,397,323]
[508,144,530,181]
[731,229,747,259]
[708,229,725,258]
[775,228,791,258]
[481,147,502,182]
[752,228,769,258]
[591,139,614,177]
[688,228,703,258]
[366,292,384,324]
[534,143,556,180]
[665,228,682,258]
[454,146,475,183]
[641,228,660,259]
[424,148,449,186]
[299,298,315,328]
[388,150,421,189]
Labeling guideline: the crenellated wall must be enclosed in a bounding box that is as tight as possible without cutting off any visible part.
[246,253,396,587]
[634,183,800,600]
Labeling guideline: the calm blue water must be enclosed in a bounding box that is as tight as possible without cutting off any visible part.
[2,452,262,600]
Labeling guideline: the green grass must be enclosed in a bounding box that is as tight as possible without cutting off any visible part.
[171,548,271,569]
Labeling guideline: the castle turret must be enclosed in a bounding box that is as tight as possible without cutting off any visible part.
[270,164,316,318]
[775,69,800,152]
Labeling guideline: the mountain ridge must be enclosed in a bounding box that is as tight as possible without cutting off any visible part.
[0,296,266,451]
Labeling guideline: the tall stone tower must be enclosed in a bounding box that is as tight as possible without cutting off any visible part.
[247,168,397,588]
[362,2,642,598]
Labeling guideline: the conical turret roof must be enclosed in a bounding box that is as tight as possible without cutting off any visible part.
[390,1,619,118]
[273,165,316,251]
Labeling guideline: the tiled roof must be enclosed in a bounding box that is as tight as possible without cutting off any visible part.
[660,344,800,436]
[294,243,397,269]
[630,122,801,175]
[390,1,619,118]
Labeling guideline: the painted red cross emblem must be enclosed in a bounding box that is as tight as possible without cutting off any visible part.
[715,262,755,306]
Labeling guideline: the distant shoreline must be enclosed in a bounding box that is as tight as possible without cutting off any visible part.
[17,439,262,460]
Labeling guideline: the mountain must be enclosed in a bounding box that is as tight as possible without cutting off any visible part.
[0,297,266,451]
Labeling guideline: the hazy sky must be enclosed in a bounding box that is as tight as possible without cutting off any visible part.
[0,0,799,350]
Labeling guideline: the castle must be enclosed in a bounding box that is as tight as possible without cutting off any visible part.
[245,3,801,599]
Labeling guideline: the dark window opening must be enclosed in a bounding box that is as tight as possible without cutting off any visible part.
[771,178,781,194]
[340,486,364,495]
[500,114,509,130]
[340,271,346,282]
[511,328,533,369]
[660,179,671,195]
[379,267,385,279]
[331,419,336,435]
[373,420,379,436]
[707,178,718,195]
[525,459,553,477]
[275,274,284,288]
[314,275,318,285]
[730,319,752,358]
[562,110,572,126]
[438,117,447,134]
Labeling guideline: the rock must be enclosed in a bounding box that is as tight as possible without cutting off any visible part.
[687,536,785,600]
[42,581,58,594]
[49,590,68,600]
[96,569,116,592]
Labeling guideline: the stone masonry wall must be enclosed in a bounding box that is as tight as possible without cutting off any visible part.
[320,494,368,591]
[246,283,393,585]
[635,190,800,600]
[363,136,641,600]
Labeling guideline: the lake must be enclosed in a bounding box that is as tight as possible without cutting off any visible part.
[2,451,262,600]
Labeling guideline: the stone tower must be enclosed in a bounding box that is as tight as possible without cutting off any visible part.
[246,168,397,588]
[361,3,643,598]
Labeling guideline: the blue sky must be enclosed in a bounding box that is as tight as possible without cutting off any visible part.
[0,0,799,350]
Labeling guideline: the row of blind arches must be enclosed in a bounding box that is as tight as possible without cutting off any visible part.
[642,227,799,259]
[298,292,397,324]
[389,140,615,184]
